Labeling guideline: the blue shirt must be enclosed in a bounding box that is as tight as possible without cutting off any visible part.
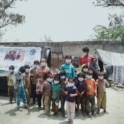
[76,81,86,98]
[65,86,77,102]
[60,64,75,78]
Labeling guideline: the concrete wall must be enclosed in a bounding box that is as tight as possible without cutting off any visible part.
[1,41,124,68]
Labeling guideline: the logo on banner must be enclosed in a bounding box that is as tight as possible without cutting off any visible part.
[30,49,36,56]
[0,48,4,53]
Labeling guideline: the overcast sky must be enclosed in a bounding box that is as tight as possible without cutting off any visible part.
[2,0,122,42]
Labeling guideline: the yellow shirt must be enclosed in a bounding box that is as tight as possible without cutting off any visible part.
[7,74,16,86]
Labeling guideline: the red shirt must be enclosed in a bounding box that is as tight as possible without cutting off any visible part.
[80,55,93,65]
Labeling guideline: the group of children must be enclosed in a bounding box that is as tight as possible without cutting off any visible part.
[7,54,108,124]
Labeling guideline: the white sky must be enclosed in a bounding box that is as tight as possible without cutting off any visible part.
[2,0,122,42]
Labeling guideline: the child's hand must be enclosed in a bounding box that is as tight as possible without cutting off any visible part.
[79,93,82,97]
[69,94,74,97]
[10,80,13,83]
[14,89,18,92]
[65,91,68,95]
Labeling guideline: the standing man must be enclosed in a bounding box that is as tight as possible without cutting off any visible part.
[80,47,93,65]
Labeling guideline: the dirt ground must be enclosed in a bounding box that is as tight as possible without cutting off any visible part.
[0,88,124,124]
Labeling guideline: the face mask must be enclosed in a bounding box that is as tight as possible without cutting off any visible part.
[60,76,65,80]
[47,78,53,82]
[33,64,38,68]
[78,77,84,82]
[26,69,30,73]
[54,80,59,84]
[83,52,87,56]
[9,69,14,73]
[41,62,46,67]
[68,82,74,87]
[65,59,71,64]
[75,68,78,71]
[86,75,92,79]
[83,68,88,72]
[98,76,104,80]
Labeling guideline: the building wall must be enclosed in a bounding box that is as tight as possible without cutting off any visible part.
[1,41,124,68]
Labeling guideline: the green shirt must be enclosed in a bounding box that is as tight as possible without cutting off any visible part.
[51,84,61,99]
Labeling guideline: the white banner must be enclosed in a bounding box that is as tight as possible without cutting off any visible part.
[0,47,41,71]
[113,66,124,84]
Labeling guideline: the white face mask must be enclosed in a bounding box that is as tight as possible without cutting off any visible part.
[86,75,92,79]
[75,68,78,71]
[68,82,74,87]
[65,59,71,64]
[9,69,14,73]
[47,78,53,82]
[98,76,104,80]
[41,62,46,67]
[25,69,30,73]
[54,80,59,84]
[83,52,87,56]
[60,76,65,79]
[33,64,38,68]
[78,77,84,82]
[83,68,88,72]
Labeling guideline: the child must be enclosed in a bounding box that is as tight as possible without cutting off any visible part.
[96,72,109,114]
[90,57,100,80]
[51,74,61,116]
[30,60,40,104]
[7,65,16,103]
[60,71,67,117]
[36,75,44,110]
[60,55,75,79]
[76,72,86,117]
[73,62,79,80]
[14,66,29,111]
[81,64,89,77]
[65,77,78,124]
[43,73,54,116]
[24,65,31,105]
[85,71,97,117]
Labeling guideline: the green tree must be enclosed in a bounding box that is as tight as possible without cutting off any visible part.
[94,0,124,7]
[89,1,124,41]
[0,0,25,40]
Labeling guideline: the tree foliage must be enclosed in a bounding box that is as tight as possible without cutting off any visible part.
[0,0,25,39]
[90,25,124,41]
[95,0,124,7]
[89,1,124,42]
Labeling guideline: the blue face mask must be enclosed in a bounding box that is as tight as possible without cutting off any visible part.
[9,69,14,73]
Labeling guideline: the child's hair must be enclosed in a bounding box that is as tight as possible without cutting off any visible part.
[73,62,79,68]
[54,74,60,80]
[98,72,106,76]
[59,70,66,76]
[68,77,74,82]
[91,57,97,62]
[9,65,15,70]
[34,60,40,64]
[82,47,89,52]
[24,65,30,69]
[83,64,88,68]
[77,72,85,78]
[65,55,72,59]
[19,66,26,73]
[87,70,93,75]
[43,72,52,80]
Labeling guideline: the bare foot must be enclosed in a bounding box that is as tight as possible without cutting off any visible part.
[18,107,23,111]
